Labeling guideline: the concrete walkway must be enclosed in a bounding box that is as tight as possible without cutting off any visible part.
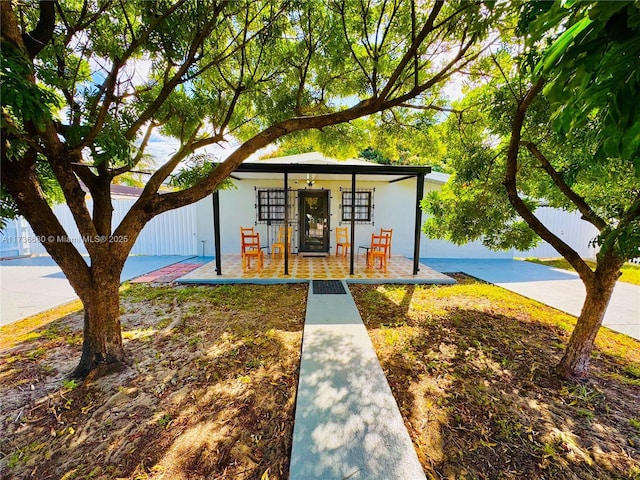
[0,255,198,326]
[423,259,640,341]
[289,281,425,480]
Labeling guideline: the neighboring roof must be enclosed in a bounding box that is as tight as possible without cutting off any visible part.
[78,182,144,199]
[234,152,433,183]
[424,171,450,185]
[110,184,144,197]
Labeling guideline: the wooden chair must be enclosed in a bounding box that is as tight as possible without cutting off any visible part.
[379,228,393,258]
[240,227,255,256]
[335,226,350,257]
[367,233,390,272]
[272,225,292,259]
[241,232,264,272]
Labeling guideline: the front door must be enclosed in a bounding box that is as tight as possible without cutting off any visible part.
[299,190,329,253]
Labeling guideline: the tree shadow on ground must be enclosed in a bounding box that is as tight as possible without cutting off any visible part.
[0,283,307,480]
[350,281,640,480]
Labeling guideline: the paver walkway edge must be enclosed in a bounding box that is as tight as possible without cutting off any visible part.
[289,281,426,480]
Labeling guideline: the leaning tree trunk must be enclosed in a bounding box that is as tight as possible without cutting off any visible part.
[72,262,127,378]
[556,264,621,379]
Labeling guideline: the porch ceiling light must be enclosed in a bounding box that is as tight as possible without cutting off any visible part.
[306,174,315,187]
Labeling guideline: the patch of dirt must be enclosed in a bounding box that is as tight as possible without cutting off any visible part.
[0,283,307,480]
[351,277,640,480]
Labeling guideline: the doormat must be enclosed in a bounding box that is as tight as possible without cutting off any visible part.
[312,280,347,294]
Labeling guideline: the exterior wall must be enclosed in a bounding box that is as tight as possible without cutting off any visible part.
[120,199,198,256]
[195,195,216,257]
[417,180,512,259]
[516,207,599,259]
[0,218,31,257]
[3,198,199,257]
[211,178,421,256]
[210,177,513,259]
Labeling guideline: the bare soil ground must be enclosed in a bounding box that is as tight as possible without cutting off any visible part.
[0,283,307,480]
[2,276,639,480]
[350,275,640,480]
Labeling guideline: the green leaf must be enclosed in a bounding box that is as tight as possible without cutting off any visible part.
[536,16,594,75]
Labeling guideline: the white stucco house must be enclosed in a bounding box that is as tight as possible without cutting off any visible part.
[195,152,520,265]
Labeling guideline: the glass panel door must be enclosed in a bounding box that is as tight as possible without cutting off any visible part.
[299,190,329,253]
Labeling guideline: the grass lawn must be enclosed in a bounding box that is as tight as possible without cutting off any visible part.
[1,278,639,480]
[523,257,640,286]
[0,283,307,480]
[351,275,640,480]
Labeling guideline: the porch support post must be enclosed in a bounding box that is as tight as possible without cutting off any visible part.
[350,172,356,275]
[412,173,425,275]
[284,171,289,275]
[212,190,222,275]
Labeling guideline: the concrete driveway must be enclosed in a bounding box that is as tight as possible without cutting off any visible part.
[0,255,195,326]
[423,258,640,341]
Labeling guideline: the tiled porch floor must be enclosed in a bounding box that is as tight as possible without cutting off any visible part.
[177,253,454,284]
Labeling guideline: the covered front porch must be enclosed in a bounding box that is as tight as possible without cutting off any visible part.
[205,153,436,278]
[176,254,454,284]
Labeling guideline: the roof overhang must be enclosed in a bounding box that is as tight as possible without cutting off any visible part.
[232,162,432,183]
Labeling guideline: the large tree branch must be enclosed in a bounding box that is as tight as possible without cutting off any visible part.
[22,0,55,58]
[504,79,595,283]
[598,192,640,261]
[47,151,101,255]
[521,141,608,231]
[113,97,382,241]
[1,145,91,288]
[377,0,445,101]
[397,102,463,115]
[112,122,156,177]
[123,2,225,141]
[71,163,99,192]
[130,124,222,214]
[78,0,188,149]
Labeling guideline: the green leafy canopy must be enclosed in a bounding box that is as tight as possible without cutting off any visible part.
[527,1,640,172]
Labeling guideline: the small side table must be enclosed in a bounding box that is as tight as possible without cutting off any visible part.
[357,245,370,263]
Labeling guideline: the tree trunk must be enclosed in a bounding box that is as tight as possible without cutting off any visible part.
[556,264,620,379]
[72,268,127,378]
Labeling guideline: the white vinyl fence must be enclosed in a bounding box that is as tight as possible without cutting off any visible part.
[1,198,199,257]
[0,217,32,258]
[517,207,599,259]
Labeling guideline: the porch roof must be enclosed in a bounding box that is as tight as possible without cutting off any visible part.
[211,152,432,277]
[232,154,432,183]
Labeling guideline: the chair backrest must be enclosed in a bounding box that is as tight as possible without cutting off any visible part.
[240,227,255,253]
[380,228,392,244]
[276,226,292,243]
[336,226,349,243]
[380,228,392,256]
[370,233,389,253]
[242,232,260,251]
